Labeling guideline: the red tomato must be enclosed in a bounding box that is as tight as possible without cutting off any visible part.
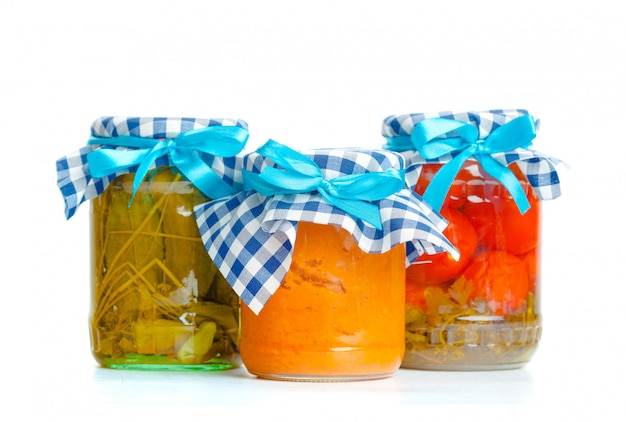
[406,207,478,285]
[461,199,498,252]
[462,250,529,315]
[500,194,540,255]
[462,163,540,256]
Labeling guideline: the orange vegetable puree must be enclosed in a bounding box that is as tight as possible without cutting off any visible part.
[240,222,406,380]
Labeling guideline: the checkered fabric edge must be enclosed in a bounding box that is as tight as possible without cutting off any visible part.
[194,148,459,314]
[56,116,248,219]
[381,109,563,201]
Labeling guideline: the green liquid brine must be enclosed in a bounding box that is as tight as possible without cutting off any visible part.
[89,168,240,370]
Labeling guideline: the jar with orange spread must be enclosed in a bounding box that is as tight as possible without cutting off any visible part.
[194,140,458,381]
[383,109,564,370]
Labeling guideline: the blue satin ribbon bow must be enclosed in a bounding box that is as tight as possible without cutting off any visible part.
[391,114,537,214]
[243,140,405,230]
[87,125,249,203]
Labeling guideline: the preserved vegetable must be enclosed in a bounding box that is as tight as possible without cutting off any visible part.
[382,109,563,370]
[56,116,249,370]
[90,168,240,370]
[403,162,541,370]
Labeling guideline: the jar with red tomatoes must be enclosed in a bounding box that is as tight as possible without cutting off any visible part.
[383,109,564,370]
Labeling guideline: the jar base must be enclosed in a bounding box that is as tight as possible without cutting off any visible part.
[401,360,530,371]
[247,370,396,382]
[403,320,541,371]
[95,354,241,371]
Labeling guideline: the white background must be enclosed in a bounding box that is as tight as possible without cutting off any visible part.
[1,0,624,420]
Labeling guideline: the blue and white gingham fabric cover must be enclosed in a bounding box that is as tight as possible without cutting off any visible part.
[194,147,459,315]
[381,109,563,200]
[56,116,248,219]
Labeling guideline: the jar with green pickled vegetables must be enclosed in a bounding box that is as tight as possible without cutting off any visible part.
[383,109,564,370]
[57,116,249,370]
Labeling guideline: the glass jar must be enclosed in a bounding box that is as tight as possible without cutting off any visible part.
[193,140,458,381]
[240,222,406,381]
[382,109,563,370]
[90,168,240,370]
[56,116,249,370]
[404,161,541,370]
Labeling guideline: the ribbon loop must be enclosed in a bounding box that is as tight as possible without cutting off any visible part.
[408,114,536,214]
[87,125,249,203]
[412,118,478,159]
[243,140,405,229]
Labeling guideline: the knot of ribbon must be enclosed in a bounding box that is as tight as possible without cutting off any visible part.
[388,114,537,214]
[242,140,405,230]
[87,125,249,203]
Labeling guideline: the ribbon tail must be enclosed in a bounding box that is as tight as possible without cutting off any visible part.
[318,190,382,230]
[486,114,536,152]
[478,154,531,215]
[87,148,150,178]
[257,140,321,175]
[422,149,474,211]
[129,143,170,205]
[384,136,414,152]
[171,148,237,199]
[327,169,405,201]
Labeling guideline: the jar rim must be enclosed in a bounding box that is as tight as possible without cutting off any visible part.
[91,116,249,140]
[381,109,530,139]
[244,147,405,179]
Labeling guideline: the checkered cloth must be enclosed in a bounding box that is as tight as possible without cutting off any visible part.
[194,144,459,315]
[56,116,249,219]
[381,109,563,201]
